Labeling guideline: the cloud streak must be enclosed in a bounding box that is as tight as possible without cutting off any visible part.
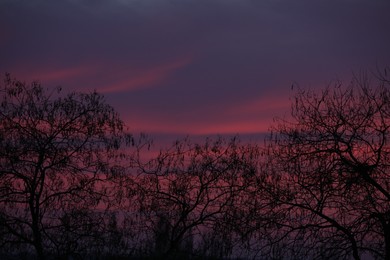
[8,65,95,84]
[98,54,194,93]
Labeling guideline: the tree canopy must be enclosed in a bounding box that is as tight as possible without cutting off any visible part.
[0,70,389,259]
[260,71,390,259]
[0,74,130,259]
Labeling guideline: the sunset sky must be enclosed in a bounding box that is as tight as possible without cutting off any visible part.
[1,0,389,139]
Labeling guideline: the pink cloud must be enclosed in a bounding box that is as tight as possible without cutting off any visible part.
[124,114,274,136]
[9,65,96,85]
[6,53,193,95]
[188,120,271,135]
[98,55,194,93]
[124,117,270,135]
[122,94,292,135]
[230,96,291,116]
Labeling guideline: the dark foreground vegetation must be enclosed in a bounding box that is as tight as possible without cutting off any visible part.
[0,69,389,260]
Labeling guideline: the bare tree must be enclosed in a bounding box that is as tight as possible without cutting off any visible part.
[0,74,130,259]
[127,136,261,259]
[260,70,390,259]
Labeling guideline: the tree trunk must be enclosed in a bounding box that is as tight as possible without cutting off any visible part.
[350,236,360,260]
[384,223,390,260]
[30,189,45,260]
[32,212,45,260]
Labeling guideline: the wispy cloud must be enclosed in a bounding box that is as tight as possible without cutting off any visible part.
[230,95,291,116]
[124,116,272,135]
[98,54,194,93]
[7,65,96,85]
[4,54,194,94]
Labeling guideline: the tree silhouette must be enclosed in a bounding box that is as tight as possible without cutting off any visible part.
[260,70,390,259]
[127,137,261,259]
[1,69,388,259]
[0,74,130,259]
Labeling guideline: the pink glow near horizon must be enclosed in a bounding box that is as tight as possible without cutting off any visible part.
[122,98,290,136]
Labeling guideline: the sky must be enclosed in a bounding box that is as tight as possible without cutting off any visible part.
[1,0,390,140]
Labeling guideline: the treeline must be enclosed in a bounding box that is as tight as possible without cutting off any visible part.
[0,70,389,260]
